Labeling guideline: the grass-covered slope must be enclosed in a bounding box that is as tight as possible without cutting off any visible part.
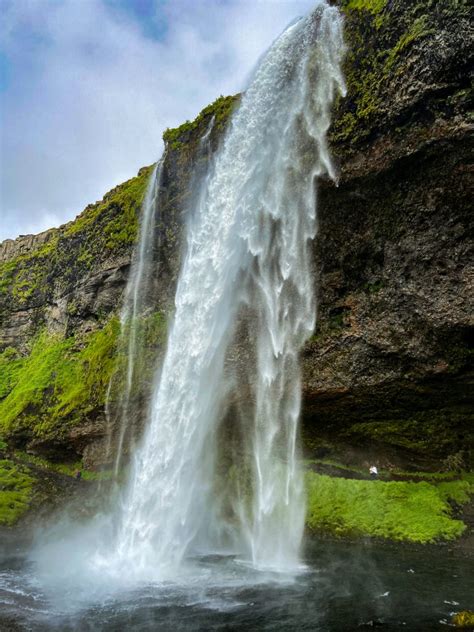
[163,95,240,150]
[0,311,167,452]
[0,459,34,526]
[306,471,473,543]
[0,319,120,444]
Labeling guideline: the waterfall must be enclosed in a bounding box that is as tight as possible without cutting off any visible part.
[104,158,164,477]
[103,0,345,578]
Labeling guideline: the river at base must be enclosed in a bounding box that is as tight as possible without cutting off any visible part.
[0,538,471,631]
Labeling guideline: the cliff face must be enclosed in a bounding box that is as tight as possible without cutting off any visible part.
[304,0,473,467]
[0,1,472,470]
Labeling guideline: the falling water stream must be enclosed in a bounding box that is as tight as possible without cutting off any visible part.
[104,158,162,478]
[25,0,345,590]
[101,0,346,578]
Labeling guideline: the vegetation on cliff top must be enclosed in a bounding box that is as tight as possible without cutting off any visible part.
[163,95,240,149]
[0,165,153,310]
[332,0,469,147]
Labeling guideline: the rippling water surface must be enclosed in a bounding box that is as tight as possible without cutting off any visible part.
[1,538,471,631]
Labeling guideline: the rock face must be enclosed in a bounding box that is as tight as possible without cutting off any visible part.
[304,0,473,467]
[0,1,472,469]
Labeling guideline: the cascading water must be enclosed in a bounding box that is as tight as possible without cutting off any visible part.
[101,0,345,578]
[104,158,163,477]
[104,115,217,479]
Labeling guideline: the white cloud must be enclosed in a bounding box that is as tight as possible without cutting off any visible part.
[0,0,315,241]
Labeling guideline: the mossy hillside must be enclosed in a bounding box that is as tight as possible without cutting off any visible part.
[0,165,153,314]
[0,311,167,449]
[0,319,120,441]
[0,459,35,526]
[305,471,472,543]
[332,0,471,148]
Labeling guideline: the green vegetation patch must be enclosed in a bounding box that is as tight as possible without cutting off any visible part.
[65,166,152,247]
[331,1,443,145]
[163,95,240,148]
[0,318,120,440]
[0,347,24,399]
[0,459,35,526]
[342,0,387,15]
[344,413,473,458]
[0,310,168,445]
[12,451,110,481]
[0,165,153,309]
[305,472,472,543]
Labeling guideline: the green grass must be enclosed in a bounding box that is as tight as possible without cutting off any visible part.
[65,166,153,245]
[163,95,239,145]
[0,311,167,443]
[0,460,35,526]
[0,319,120,438]
[0,347,24,399]
[342,0,387,14]
[305,472,472,543]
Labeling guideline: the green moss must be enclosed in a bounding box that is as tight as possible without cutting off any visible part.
[0,333,74,433]
[384,17,433,72]
[108,311,167,406]
[389,469,461,482]
[0,310,168,444]
[0,166,153,309]
[0,319,120,439]
[0,459,35,525]
[0,260,18,295]
[13,451,110,481]
[452,611,474,628]
[305,472,470,543]
[0,347,24,398]
[342,0,387,14]
[163,95,240,146]
[65,167,152,240]
[331,3,438,145]
[48,318,121,427]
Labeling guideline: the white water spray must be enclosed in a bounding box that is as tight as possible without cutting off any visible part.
[99,1,345,579]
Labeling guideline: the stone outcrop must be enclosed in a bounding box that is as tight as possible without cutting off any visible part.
[304,0,473,466]
[0,0,472,469]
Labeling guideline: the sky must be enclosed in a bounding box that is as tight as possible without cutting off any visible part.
[0,0,316,241]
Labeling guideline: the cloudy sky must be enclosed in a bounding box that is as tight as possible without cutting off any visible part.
[0,0,316,241]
